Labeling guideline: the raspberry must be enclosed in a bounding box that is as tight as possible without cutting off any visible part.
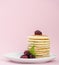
[29,54,35,58]
[20,50,36,58]
[20,55,28,58]
[35,30,42,35]
[24,50,31,56]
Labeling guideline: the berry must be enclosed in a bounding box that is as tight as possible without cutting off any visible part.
[24,50,31,56]
[20,55,28,58]
[20,50,36,59]
[35,30,42,35]
[29,54,35,58]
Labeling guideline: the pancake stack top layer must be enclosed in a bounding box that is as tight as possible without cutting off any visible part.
[28,30,50,58]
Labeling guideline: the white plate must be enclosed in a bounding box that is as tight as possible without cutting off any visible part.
[4,52,56,64]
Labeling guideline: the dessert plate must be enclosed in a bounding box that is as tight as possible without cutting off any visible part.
[4,52,56,64]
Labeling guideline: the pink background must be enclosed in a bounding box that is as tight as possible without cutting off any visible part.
[0,0,59,65]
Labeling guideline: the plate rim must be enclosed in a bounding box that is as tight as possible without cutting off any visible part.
[4,52,56,63]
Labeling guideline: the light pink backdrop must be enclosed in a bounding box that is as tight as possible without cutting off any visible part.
[0,0,59,65]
